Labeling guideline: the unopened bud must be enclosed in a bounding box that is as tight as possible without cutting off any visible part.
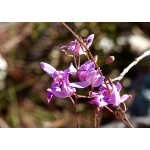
[94,55,98,63]
[105,56,115,64]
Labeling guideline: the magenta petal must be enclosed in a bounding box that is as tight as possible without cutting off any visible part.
[120,94,131,103]
[78,46,86,55]
[86,34,94,48]
[89,100,99,105]
[71,41,76,46]
[86,70,96,84]
[116,82,122,92]
[47,89,53,103]
[62,85,76,96]
[64,63,77,75]
[110,89,120,106]
[61,83,72,96]
[86,61,95,70]
[99,100,108,107]
[90,92,108,107]
[78,70,86,81]
[40,62,56,76]
[70,81,90,88]
[51,90,67,98]
[92,76,104,87]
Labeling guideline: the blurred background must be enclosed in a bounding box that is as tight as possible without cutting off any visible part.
[0,22,150,128]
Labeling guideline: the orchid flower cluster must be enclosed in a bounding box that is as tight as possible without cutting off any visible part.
[40,33,132,127]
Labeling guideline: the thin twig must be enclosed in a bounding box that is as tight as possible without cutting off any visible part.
[104,106,114,113]
[94,107,101,128]
[74,94,91,99]
[105,104,133,127]
[118,106,134,128]
[69,96,80,128]
[105,106,133,128]
[121,102,127,112]
[112,49,150,81]
[116,110,130,128]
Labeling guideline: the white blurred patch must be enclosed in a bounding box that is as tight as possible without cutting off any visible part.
[0,54,8,80]
[122,78,131,88]
[0,54,8,90]
[129,35,150,54]
[117,34,150,55]
[0,54,8,71]
[98,37,114,54]
[80,29,89,37]
[143,90,150,100]
[117,36,128,45]
[49,46,61,68]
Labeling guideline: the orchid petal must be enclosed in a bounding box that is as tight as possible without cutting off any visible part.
[86,61,95,70]
[116,82,122,92]
[120,94,131,103]
[86,70,96,84]
[86,34,94,48]
[47,89,53,103]
[61,83,73,96]
[99,100,108,107]
[78,46,86,55]
[110,89,120,106]
[89,92,108,107]
[64,63,77,75]
[70,81,90,88]
[92,76,104,87]
[71,41,76,46]
[51,90,67,98]
[40,62,56,76]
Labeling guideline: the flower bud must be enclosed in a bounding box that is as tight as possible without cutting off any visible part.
[105,56,115,64]
[93,55,98,63]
